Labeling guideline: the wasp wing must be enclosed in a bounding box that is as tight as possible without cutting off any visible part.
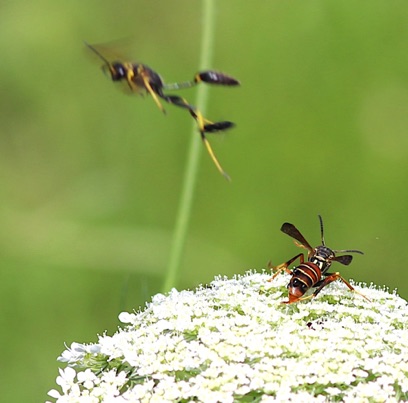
[332,255,353,265]
[281,223,314,253]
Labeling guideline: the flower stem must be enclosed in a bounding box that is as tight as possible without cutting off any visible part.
[162,0,216,293]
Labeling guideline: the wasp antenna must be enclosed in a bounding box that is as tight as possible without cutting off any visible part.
[318,215,325,246]
[84,41,111,66]
[140,73,166,114]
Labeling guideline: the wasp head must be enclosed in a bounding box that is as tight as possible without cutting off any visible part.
[101,62,127,81]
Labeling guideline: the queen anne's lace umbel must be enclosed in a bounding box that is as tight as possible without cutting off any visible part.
[48,272,408,402]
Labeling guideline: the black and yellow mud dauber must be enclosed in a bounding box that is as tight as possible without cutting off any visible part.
[85,42,239,180]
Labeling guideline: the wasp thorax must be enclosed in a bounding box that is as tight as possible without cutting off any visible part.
[314,246,335,260]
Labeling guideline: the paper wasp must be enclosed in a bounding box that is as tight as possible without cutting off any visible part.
[269,215,370,304]
[85,42,239,180]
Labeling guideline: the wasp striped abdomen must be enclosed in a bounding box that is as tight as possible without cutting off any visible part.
[287,263,322,303]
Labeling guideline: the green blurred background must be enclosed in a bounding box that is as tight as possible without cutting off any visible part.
[1,0,408,401]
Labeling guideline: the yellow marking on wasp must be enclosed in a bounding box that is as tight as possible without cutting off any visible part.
[297,265,319,284]
[139,70,166,114]
[201,135,230,181]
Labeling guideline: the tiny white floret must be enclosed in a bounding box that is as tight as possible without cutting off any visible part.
[48,272,408,402]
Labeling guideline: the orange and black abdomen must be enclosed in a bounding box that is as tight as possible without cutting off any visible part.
[287,263,322,299]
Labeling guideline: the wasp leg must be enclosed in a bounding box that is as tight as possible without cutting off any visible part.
[157,93,194,112]
[311,273,371,302]
[154,91,231,180]
[194,111,231,180]
[202,121,235,133]
[289,293,314,303]
[282,295,307,304]
[199,131,230,181]
[268,253,305,281]
[191,110,232,180]
[137,67,167,114]
[155,91,234,136]
[292,241,315,259]
[189,109,235,134]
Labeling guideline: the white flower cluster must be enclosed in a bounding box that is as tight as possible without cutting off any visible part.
[48,272,408,402]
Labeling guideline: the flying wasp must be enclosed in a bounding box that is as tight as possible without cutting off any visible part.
[85,42,239,180]
[268,215,370,304]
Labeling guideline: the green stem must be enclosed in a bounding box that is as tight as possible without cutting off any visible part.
[162,0,216,293]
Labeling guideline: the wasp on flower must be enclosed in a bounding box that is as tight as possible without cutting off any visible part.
[269,215,370,304]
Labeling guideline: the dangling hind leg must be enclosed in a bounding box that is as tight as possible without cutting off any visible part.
[156,92,232,180]
[312,273,371,302]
